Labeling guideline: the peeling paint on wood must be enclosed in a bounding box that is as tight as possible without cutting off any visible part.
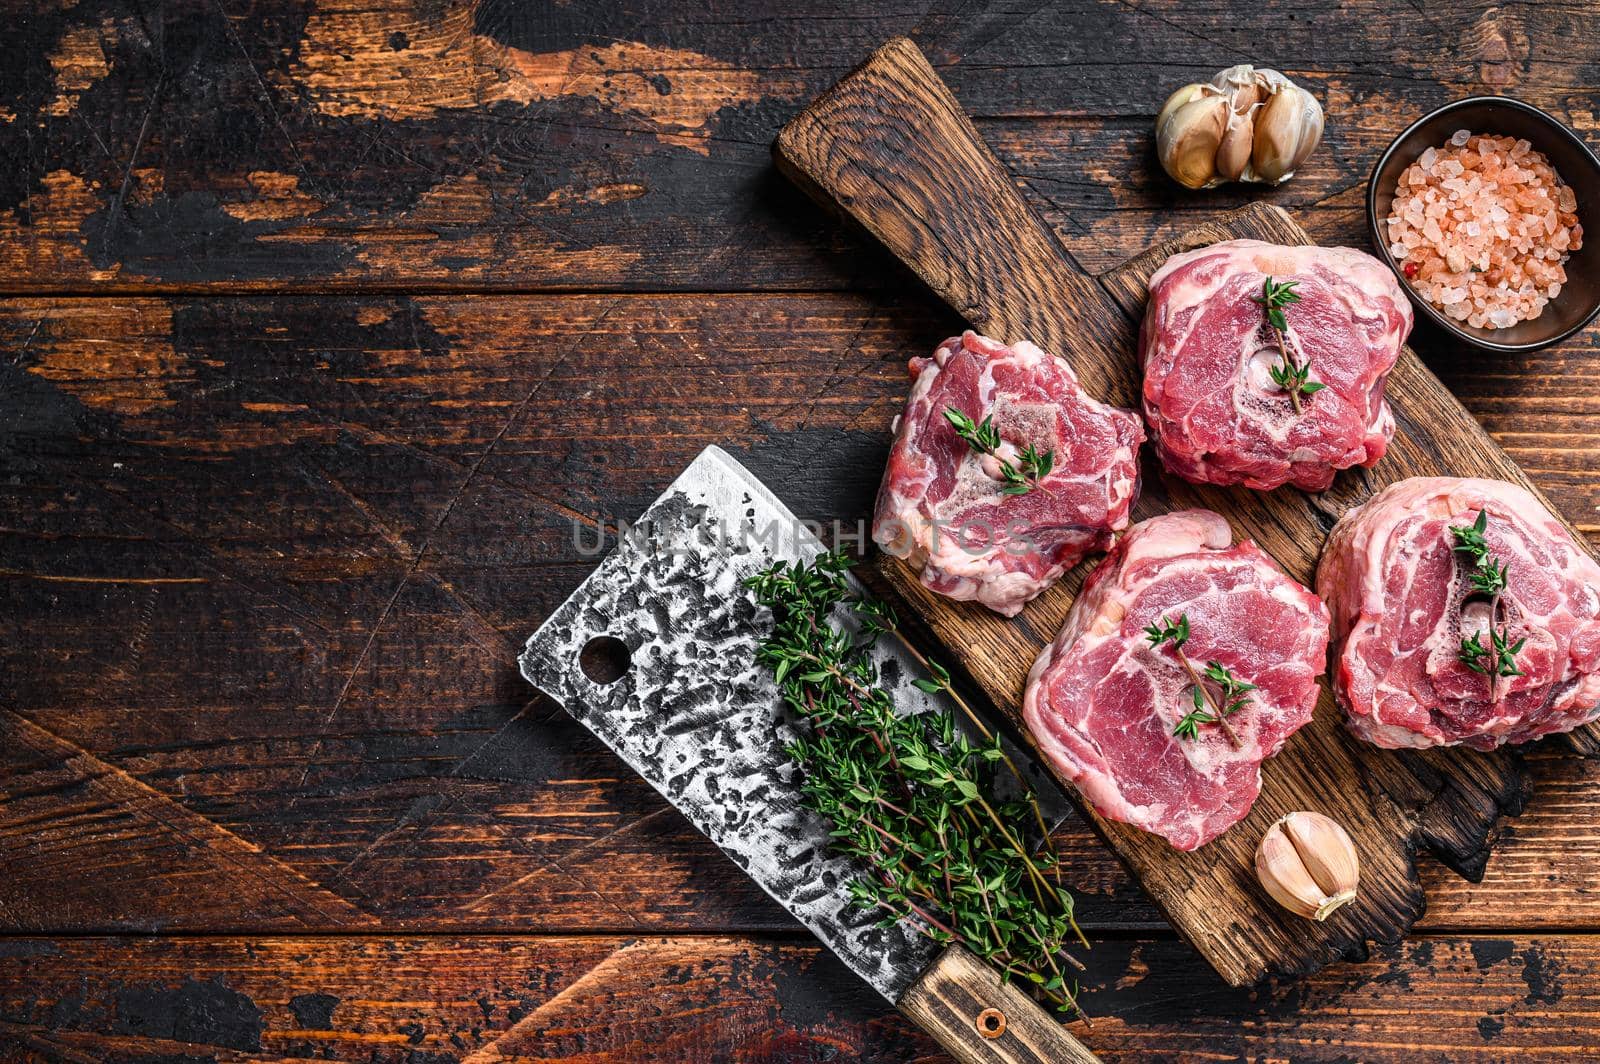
[2,0,1599,291]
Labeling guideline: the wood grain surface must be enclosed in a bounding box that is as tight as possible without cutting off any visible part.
[1,934,1596,1062]
[6,0,1600,1059]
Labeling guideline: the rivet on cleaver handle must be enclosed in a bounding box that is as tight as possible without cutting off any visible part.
[519,446,1099,1063]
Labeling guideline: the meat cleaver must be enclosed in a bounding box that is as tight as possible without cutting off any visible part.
[520,446,1099,1063]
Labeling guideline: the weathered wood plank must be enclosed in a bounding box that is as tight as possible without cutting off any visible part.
[3,292,1600,936]
[0,0,1596,291]
[0,711,376,932]
[2,296,1594,529]
[0,933,1595,1062]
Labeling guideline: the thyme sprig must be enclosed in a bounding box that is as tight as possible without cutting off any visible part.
[745,550,1087,1018]
[1458,628,1526,679]
[1253,276,1324,413]
[1268,358,1323,409]
[1143,613,1253,748]
[1449,508,1491,561]
[943,407,1055,496]
[1449,509,1524,699]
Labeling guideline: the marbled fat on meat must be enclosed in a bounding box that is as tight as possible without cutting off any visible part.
[1023,510,1329,850]
[872,331,1144,616]
[1318,477,1600,750]
[1140,239,1412,492]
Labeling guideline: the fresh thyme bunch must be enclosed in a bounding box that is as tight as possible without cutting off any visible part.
[745,550,1088,1017]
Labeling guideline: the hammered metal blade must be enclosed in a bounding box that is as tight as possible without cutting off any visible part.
[519,445,1071,1003]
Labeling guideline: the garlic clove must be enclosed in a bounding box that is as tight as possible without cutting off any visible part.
[1292,91,1326,171]
[1282,810,1359,901]
[1255,811,1359,921]
[1156,82,1207,133]
[1215,72,1266,182]
[1157,91,1228,190]
[1215,110,1256,183]
[1255,828,1331,919]
[1227,73,1264,117]
[1251,83,1325,184]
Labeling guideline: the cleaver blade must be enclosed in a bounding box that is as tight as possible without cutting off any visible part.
[520,445,1098,1063]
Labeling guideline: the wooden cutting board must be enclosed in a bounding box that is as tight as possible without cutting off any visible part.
[775,36,1600,988]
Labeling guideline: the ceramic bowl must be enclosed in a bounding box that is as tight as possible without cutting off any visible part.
[1367,96,1600,352]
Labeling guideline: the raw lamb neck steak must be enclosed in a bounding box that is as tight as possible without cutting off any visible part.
[1318,476,1600,750]
[1023,510,1329,850]
[1140,239,1412,492]
[873,331,1144,617]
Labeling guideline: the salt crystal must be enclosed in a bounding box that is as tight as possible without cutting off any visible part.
[1385,130,1579,329]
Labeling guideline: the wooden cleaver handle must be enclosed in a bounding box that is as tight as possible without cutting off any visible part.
[773,36,1128,398]
[900,945,1100,1063]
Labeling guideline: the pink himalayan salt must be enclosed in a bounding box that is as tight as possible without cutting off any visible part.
[1385,131,1582,329]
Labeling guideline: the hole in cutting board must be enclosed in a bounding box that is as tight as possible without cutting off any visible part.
[580,636,632,685]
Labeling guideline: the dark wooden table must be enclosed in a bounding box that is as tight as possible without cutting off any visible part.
[3,2,1599,1061]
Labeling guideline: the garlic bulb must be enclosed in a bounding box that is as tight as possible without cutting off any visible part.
[1254,811,1359,920]
[1156,66,1324,189]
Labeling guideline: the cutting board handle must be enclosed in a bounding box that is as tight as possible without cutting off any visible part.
[774,36,1128,393]
[900,944,1100,1063]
